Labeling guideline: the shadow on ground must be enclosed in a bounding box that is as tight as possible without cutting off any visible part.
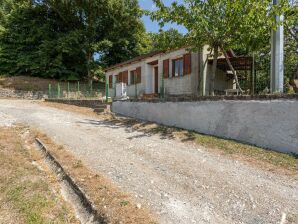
[76,117,196,142]
[76,116,298,179]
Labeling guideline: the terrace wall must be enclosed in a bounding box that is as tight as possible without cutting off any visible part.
[112,96,298,154]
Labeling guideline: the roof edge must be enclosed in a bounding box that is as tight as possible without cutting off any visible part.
[104,46,190,72]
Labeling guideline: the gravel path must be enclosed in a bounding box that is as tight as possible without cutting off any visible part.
[0,99,297,224]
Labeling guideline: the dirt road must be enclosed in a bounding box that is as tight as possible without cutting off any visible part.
[0,99,297,224]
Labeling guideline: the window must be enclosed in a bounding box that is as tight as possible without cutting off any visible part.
[130,70,136,85]
[173,58,184,77]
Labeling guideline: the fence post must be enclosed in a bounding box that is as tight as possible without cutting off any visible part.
[67,82,70,99]
[77,81,80,99]
[90,82,93,98]
[105,78,109,103]
[48,84,51,99]
[57,83,61,98]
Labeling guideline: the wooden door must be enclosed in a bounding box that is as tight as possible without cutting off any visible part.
[154,67,159,94]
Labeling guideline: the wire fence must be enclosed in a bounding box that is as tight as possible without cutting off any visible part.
[48,81,105,99]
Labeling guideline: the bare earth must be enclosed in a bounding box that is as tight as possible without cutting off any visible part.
[0,99,297,224]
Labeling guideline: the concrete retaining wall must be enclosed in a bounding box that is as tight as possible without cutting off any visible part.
[112,100,298,154]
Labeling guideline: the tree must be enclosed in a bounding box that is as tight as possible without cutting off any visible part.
[284,1,298,92]
[0,0,149,80]
[150,0,288,95]
[99,0,151,67]
[148,28,185,51]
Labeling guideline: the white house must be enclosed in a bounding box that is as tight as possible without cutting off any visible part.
[105,46,252,98]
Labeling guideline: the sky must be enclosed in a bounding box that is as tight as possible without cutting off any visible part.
[139,0,187,34]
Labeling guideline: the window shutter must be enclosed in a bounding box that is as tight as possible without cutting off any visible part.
[163,59,169,78]
[183,53,192,75]
[109,75,112,88]
[118,72,123,83]
[122,70,128,85]
[136,67,141,83]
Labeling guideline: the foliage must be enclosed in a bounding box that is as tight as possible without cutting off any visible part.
[0,0,149,80]
[149,0,290,95]
[148,28,185,51]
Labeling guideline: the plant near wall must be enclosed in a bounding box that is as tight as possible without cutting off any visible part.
[149,0,289,95]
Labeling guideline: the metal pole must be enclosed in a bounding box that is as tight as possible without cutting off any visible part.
[252,53,255,95]
[105,78,109,103]
[90,82,93,97]
[48,84,51,99]
[77,81,80,99]
[57,83,60,98]
[67,82,70,99]
[270,0,284,93]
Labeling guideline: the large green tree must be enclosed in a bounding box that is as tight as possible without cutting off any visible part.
[150,0,289,95]
[0,0,149,80]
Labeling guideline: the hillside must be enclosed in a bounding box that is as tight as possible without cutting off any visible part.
[0,76,105,92]
[0,76,62,92]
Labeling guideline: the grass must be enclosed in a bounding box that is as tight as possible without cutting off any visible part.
[0,126,78,223]
[0,75,59,91]
[186,131,297,174]
[0,75,105,93]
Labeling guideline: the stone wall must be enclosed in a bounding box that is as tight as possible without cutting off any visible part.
[0,88,47,100]
[45,99,105,108]
[112,97,298,154]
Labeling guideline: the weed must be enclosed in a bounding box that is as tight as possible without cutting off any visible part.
[120,200,129,206]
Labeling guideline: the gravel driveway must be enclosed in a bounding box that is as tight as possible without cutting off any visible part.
[0,99,297,224]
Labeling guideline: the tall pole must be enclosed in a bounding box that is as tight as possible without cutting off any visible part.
[270,0,284,93]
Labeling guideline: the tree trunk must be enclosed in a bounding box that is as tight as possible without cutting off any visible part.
[289,78,298,93]
[221,46,243,94]
[209,46,219,96]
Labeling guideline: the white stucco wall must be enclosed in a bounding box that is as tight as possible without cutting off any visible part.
[112,100,298,154]
[106,46,235,97]
[106,48,202,97]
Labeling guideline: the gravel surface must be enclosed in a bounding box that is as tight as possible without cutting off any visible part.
[0,99,297,224]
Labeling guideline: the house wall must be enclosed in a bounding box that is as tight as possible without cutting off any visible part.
[158,49,199,96]
[106,60,146,98]
[112,100,298,154]
[106,46,234,98]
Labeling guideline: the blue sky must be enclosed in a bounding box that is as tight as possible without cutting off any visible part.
[139,0,187,34]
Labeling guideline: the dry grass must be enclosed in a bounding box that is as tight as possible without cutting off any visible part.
[0,75,61,91]
[40,101,298,179]
[0,126,78,223]
[32,129,157,224]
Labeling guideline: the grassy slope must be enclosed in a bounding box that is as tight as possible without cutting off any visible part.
[0,75,105,92]
[0,126,78,223]
[0,76,60,92]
